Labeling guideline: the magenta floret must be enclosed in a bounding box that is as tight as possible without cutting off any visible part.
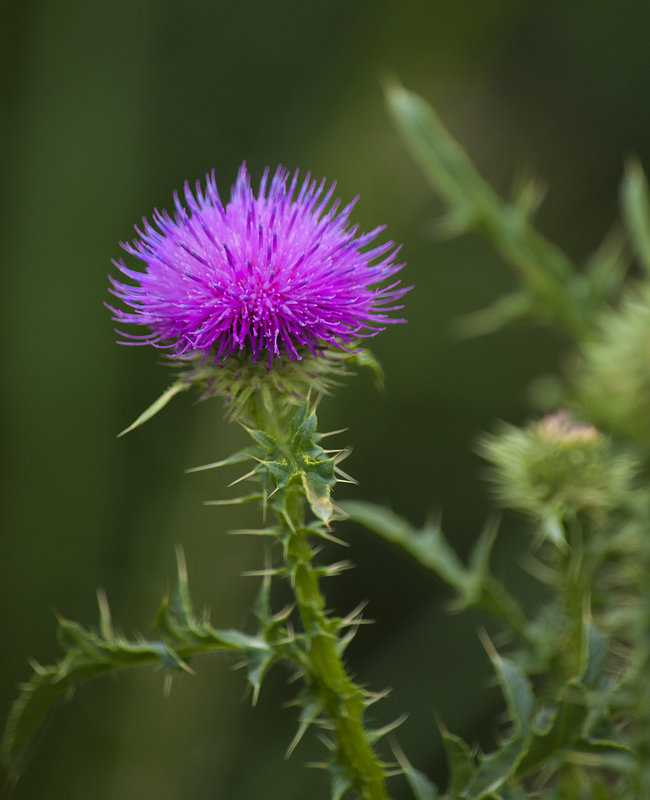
[108,163,408,364]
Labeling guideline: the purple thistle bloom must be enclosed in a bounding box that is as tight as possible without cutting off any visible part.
[108,163,408,365]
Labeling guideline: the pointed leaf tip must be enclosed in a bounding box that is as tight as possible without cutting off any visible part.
[118,381,190,437]
[392,742,438,800]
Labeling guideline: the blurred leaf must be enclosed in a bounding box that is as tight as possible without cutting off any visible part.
[343,502,527,635]
[346,348,384,390]
[385,80,594,339]
[581,621,608,690]
[454,291,536,338]
[342,501,467,590]
[582,225,629,301]
[621,159,650,274]
[438,723,476,795]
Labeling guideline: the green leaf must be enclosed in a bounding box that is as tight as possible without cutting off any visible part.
[291,406,317,452]
[118,380,190,436]
[454,291,536,338]
[488,650,534,739]
[393,742,439,800]
[621,159,650,274]
[515,682,589,778]
[384,79,590,340]
[302,469,334,523]
[2,564,275,778]
[439,723,476,795]
[498,785,530,800]
[456,644,534,798]
[342,501,468,591]
[465,739,527,800]
[581,621,608,689]
[343,502,527,636]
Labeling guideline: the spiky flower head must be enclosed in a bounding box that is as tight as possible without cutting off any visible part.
[108,163,407,366]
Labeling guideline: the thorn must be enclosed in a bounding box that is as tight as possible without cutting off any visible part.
[330,503,349,521]
[241,568,282,577]
[175,544,188,582]
[364,687,392,705]
[370,714,408,742]
[228,528,275,536]
[316,733,335,750]
[333,447,352,464]
[333,467,358,485]
[478,628,500,664]
[319,428,349,439]
[280,509,297,534]
[233,417,254,434]
[272,602,295,622]
[204,493,263,506]
[252,684,261,706]
[314,528,349,547]
[186,456,247,473]
[340,600,373,626]
[321,560,355,577]
[28,658,46,675]
[228,467,259,488]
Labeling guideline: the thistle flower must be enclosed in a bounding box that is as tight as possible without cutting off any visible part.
[108,163,408,366]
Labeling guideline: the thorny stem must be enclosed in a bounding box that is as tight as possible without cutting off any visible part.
[253,394,388,800]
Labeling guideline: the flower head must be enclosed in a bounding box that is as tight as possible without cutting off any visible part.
[108,163,408,365]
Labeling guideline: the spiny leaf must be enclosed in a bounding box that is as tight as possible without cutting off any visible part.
[581,621,608,690]
[438,721,476,795]
[302,467,335,523]
[514,682,589,778]
[341,501,468,591]
[384,79,591,340]
[2,569,274,778]
[482,638,534,739]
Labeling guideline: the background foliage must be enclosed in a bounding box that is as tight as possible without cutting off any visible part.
[3,2,650,798]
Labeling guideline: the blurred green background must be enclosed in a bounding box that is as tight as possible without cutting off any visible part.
[2,1,650,797]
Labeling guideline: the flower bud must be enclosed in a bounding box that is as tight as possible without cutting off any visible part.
[480,412,638,543]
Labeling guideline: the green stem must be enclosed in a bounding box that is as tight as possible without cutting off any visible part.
[253,397,388,800]
[286,490,387,800]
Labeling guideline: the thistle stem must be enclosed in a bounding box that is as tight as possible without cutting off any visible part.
[253,395,388,800]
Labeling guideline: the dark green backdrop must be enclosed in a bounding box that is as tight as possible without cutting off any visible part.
[3,1,649,797]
